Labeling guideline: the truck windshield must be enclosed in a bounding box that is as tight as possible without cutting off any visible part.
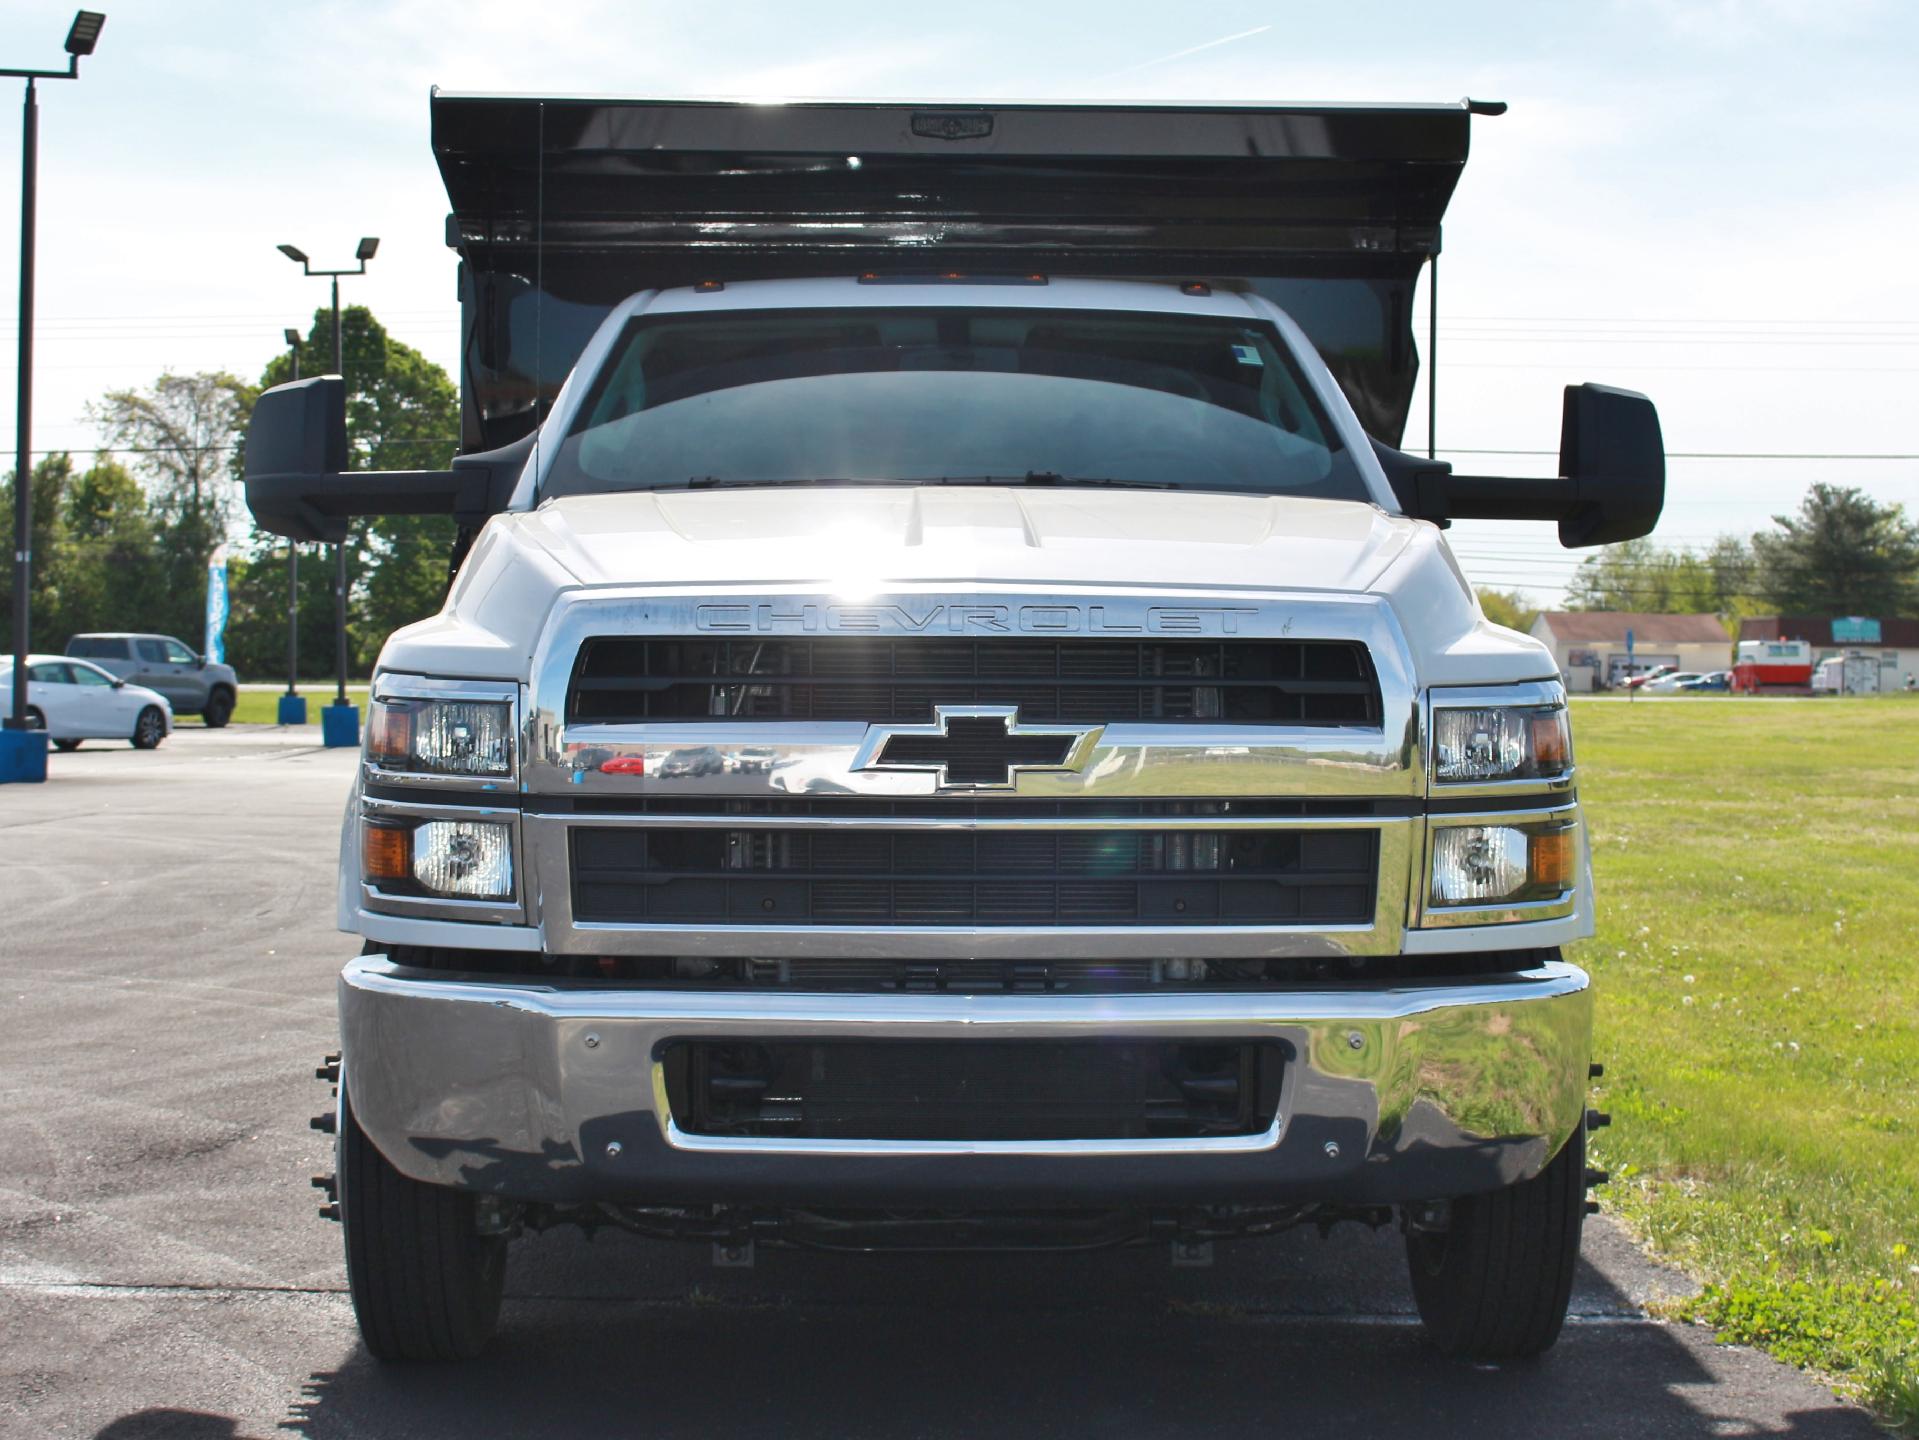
[542,307,1369,500]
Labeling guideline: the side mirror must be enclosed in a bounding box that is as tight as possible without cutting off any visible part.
[243,377,353,542]
[1555,384,1665,547]
[1372,383,1665,548]
[244,376,531,543]
[111,678,125,689]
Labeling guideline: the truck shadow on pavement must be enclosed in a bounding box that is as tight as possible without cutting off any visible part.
[235,1225,1873,1439]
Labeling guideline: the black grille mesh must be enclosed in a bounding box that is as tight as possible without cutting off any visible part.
[667,1040,1283,1141]
[571,826,1377,926]
[569,637,1379,726]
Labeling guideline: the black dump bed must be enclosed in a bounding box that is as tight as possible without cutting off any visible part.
[430,94,1481,453]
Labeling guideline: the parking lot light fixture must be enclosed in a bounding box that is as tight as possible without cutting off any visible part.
[2,11,106,785]
[64,12,105,56]
[276,240,378,742]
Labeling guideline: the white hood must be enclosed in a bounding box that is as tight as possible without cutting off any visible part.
[381,486,1551,686]
[522,487,1412,592]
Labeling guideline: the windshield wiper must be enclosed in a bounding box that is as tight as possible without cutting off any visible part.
[917,472,1185,490]
[677,476,868,489]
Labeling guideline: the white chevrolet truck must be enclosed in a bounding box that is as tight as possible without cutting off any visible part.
[244,95,1662,1362]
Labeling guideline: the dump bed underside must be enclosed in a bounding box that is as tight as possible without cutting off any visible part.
[430,94,1479,452]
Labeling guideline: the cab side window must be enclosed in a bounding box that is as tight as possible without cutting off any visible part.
[69,664,113,687]
[136,639,169,665]
[162,639,196,665]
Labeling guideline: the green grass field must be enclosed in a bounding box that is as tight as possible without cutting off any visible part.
[222,687,370,726]
[1572,697,1919,1428]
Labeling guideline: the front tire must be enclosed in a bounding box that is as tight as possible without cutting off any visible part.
[1406,1120,1586,1359]
[202,688,234,728]
[131,706,166,749]
[339,1087,507,1362]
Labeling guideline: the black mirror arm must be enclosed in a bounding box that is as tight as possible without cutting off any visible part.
[245,432,538,545]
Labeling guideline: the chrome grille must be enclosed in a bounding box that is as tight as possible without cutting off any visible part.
[568,637,1380,727]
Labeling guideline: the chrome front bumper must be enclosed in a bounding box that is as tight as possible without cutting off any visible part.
[341,955,1593,1208]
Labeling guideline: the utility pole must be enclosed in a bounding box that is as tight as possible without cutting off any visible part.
[277,237,378,747]
[1,12,105,787]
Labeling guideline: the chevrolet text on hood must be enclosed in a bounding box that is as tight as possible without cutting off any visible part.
[242,95,1664,1365]
[694,602,1259,634]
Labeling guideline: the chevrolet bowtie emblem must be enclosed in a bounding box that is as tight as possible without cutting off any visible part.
[854,707,1104,790]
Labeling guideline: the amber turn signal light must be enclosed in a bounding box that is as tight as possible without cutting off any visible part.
[366,700,413,766]
[1530,711,1570,771]
[362,821,412,884]
[1528,828,1576,892]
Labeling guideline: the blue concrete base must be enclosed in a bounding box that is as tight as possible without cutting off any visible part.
[321,703,361,749]
[278,693,309,726]
[0,727,49,784]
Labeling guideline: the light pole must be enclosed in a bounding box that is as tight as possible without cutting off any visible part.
[2,11,104,786]
[278,326,306,726]
[277,237,377,748]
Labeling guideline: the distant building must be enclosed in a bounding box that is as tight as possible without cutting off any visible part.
[1529,612,1732,691]
[1739,616,1915,685]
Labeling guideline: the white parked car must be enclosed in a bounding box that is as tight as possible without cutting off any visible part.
[1640,671,1705,693]
[0,654,172,750]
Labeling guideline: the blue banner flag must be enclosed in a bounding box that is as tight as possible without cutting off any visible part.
[205,545,230,664]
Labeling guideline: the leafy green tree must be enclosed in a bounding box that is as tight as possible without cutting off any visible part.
[1565,534,1757,620]
[1476,587,1538,634]
[0,454,75,649]
[1565,537,1680,611]
[1750,484,1919,616]
[50,457,165,648]
[228,306,460,678]
[85,372,250,644]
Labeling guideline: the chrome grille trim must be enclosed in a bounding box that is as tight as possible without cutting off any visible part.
[524,813,1413,957]
[516,588,1422,958]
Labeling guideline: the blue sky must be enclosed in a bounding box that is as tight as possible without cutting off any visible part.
[0,0,1913,605]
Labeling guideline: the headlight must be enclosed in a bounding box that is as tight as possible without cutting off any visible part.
[1433,705,1570,784]
[367,698,512,777]
[363,817,514,900]
[1429,821,1575,907]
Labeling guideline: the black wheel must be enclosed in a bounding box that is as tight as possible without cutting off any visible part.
[1406,1120,1586,1359]
[131,706,166,749]
[53,738,82,752]
[22,705,45,730]
[202,688,234,728]
[339,1086,506,1361]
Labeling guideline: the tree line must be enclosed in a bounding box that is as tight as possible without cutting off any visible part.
[1479,483,1919,633]
[0,306,458,680]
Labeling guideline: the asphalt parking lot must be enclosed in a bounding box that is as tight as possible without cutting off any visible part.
[0,727,1880,1438]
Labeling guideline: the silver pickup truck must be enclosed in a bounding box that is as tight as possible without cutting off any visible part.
[244,95,1661,1363]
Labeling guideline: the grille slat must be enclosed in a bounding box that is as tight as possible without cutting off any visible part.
[570,637,1379,726]
[572,826,1378,927]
